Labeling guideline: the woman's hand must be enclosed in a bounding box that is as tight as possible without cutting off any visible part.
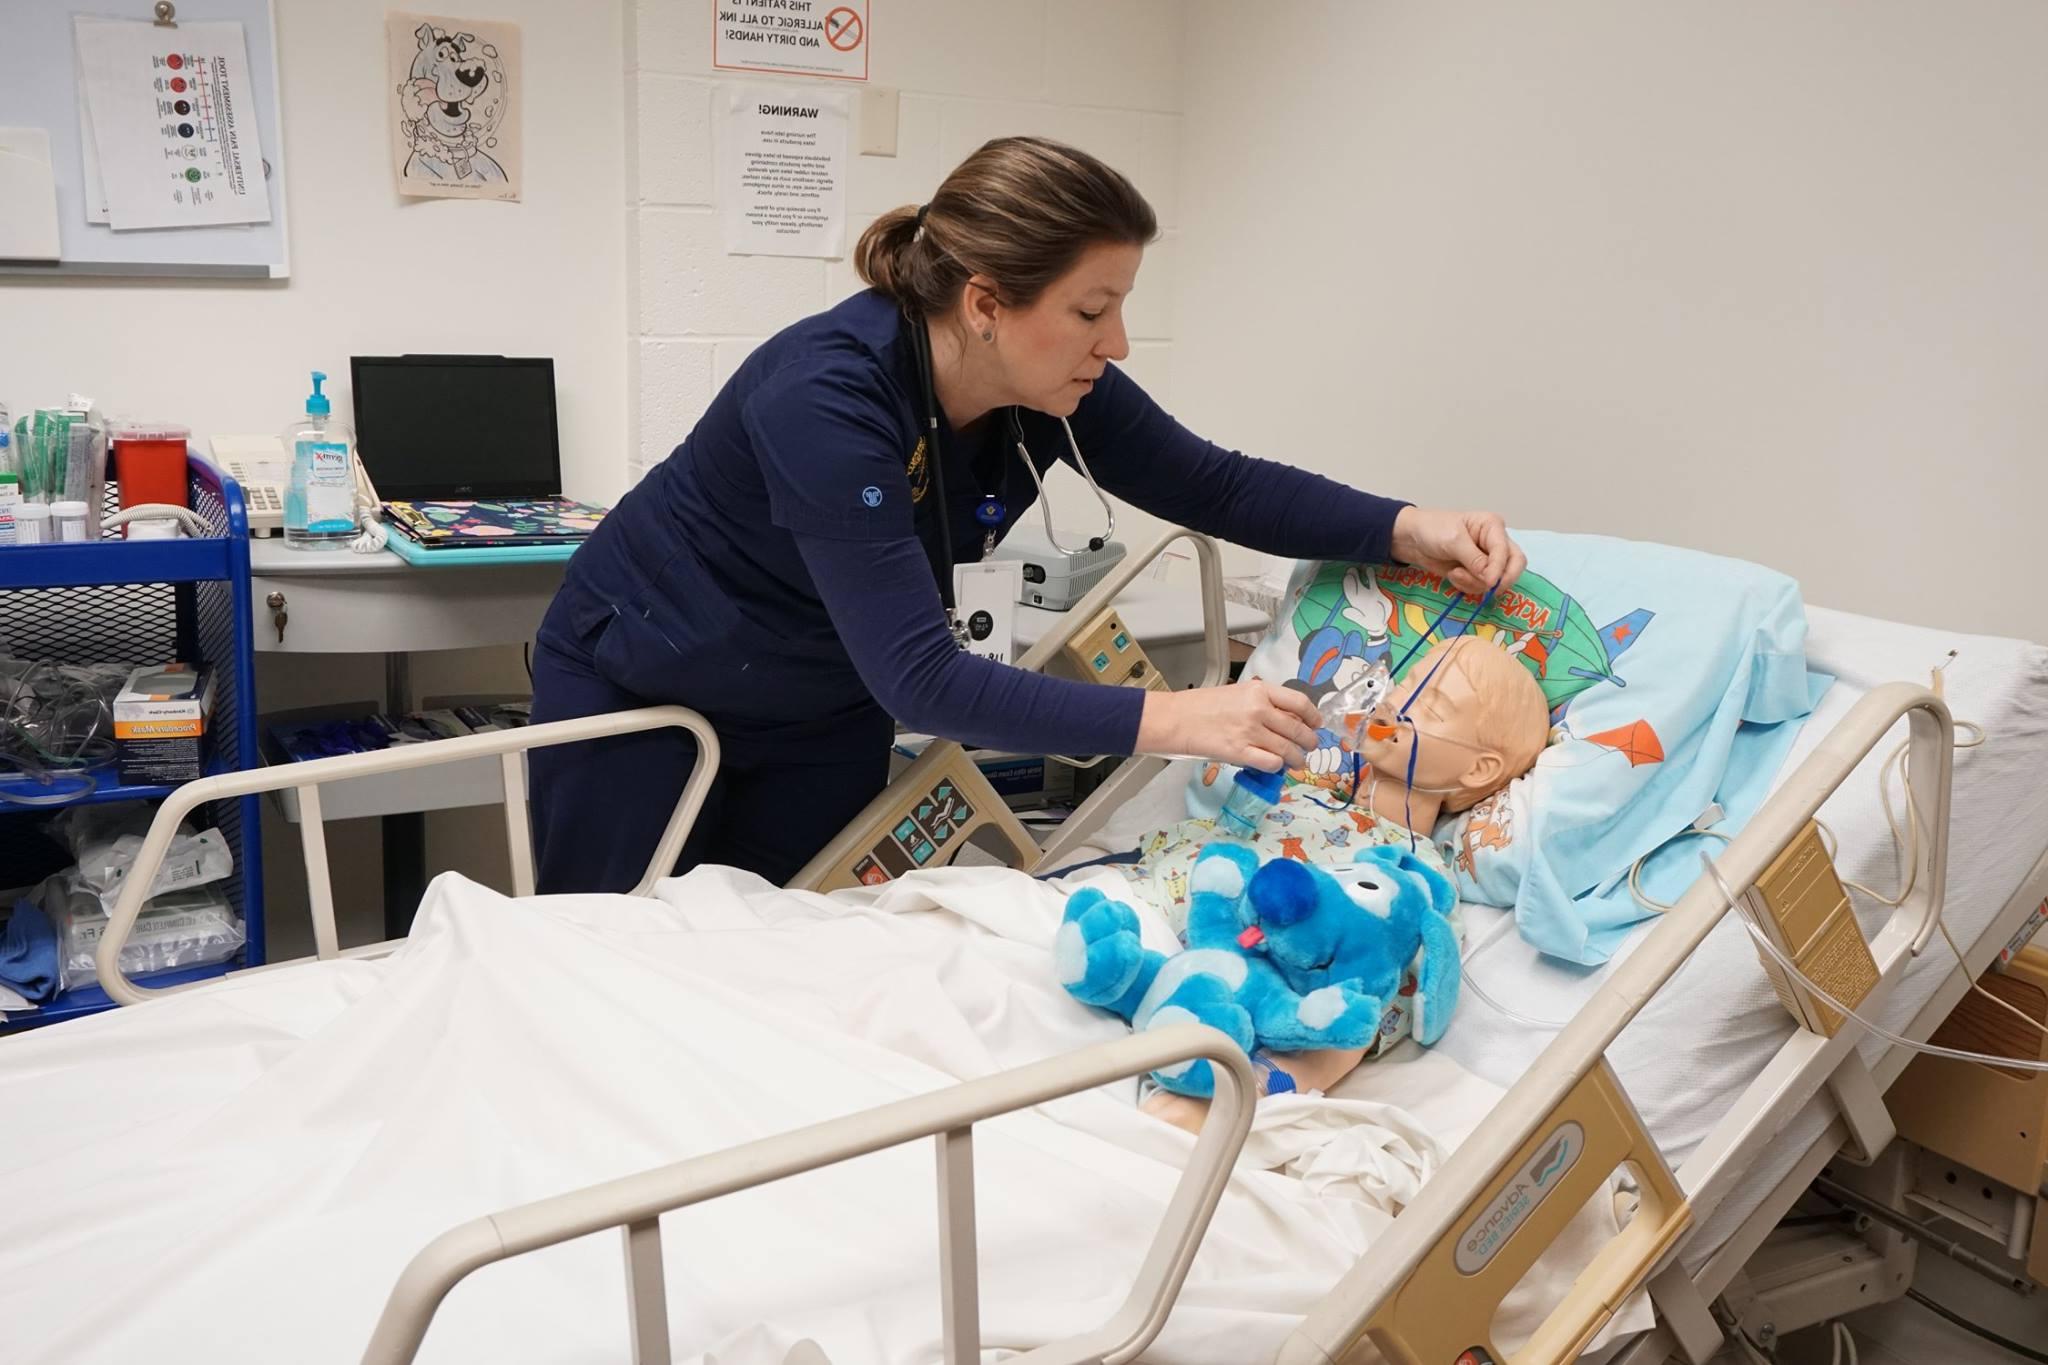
[1136,680,1322,773]
[1390,506,1527,598]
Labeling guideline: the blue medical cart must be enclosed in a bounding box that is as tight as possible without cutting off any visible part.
[0,456,264,1026]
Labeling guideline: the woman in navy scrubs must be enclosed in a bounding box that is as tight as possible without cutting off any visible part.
[530,137,1525,893]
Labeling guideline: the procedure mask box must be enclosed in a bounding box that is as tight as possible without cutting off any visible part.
[113,664,215,784]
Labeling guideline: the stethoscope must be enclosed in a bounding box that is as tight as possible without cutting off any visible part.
[905,310,1116,607]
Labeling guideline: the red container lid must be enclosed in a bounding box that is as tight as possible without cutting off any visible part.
[108,422,192,442]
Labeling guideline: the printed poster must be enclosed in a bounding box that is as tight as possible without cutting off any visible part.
[720,87,848,258]
[714,0,868,82]
[72,17,270,230]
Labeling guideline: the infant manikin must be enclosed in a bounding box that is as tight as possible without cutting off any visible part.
[1121,636,1550,1107]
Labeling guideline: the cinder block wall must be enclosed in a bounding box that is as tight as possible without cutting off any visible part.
[623,0,1187,542]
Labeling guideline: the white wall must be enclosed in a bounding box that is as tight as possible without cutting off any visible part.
[625,0,1186,541]
[1174,1,2048,640]
[1,0,628,505]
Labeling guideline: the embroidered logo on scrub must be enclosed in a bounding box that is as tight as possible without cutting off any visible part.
[905,436,929,503]
[861,486,883,508]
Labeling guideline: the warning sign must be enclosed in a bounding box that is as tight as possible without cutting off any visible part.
[713,0,868,82]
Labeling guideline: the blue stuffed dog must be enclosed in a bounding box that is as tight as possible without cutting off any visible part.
[1057,842,1461,1097]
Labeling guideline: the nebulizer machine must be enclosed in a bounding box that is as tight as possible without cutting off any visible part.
[1218,658,1394,836]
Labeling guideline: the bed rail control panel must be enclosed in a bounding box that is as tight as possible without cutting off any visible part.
[1061,607,1170,692]
[788,742,1043,894]
[1739,820,1879,1037]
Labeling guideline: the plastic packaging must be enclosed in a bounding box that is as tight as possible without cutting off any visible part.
[284,371,359,550]
[57,803,234,906]
[45,875,244,991]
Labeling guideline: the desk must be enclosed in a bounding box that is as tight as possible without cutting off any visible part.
[1015,578,1269,688]
[249,539,567,935]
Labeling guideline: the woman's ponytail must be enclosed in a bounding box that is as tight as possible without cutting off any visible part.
[853,137,1156,317]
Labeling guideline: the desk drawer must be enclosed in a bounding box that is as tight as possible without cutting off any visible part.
[252,564,563,653]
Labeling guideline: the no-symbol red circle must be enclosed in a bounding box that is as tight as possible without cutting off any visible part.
[824,6,862,51]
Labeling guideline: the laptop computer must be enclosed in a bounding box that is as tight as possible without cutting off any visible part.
[349,354,607,550]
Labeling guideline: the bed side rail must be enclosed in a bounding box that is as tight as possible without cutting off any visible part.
[787,527,1229,893]
[95,706,722,1006]
[361,1022,1257,1365]
[1278,683,1953,1365]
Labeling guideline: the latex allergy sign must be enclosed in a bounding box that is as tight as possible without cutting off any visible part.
[715,0,869,81]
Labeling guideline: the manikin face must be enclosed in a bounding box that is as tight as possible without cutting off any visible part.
[975,242,1139,417]
[1352,647,1505,798]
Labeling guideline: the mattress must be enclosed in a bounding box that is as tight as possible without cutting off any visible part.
[1089,603,2048,1271]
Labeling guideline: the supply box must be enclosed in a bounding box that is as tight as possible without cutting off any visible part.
[113,664,214,784]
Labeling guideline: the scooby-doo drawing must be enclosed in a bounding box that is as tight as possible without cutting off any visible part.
[396,21,510,188]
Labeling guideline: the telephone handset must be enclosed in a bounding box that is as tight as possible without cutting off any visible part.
[208,434,385,549]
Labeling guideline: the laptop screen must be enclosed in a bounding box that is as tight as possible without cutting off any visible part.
[350,355,562,500]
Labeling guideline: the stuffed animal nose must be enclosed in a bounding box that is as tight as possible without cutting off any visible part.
[1237,924,1266,950]
[456,65,485,87]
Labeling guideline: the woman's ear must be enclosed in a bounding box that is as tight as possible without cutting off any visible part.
[963,274,1003,338]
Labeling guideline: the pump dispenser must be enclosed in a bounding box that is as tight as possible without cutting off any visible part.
[283,370,359,550]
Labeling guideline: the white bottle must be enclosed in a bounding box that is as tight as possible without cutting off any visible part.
[283,370,358,550]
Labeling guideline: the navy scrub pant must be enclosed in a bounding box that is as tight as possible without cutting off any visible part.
[528,635,890,894]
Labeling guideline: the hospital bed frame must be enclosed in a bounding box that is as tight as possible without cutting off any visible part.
[87,529,2041,1364]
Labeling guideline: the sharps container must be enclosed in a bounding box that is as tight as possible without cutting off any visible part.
[109,422,191,537]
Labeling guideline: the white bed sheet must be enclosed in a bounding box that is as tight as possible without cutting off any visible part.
[0,864,1635,1364]
[1090,604,2048,1273]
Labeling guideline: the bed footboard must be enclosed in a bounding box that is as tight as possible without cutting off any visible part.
[1279,683,1954,1365]
[360,1022,1257,1365]
[94,706,723,1006]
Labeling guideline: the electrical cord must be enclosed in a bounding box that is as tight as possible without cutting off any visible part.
[1903,1287,2048,1364]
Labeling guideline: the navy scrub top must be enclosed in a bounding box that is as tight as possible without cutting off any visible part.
[541,289,1409,761]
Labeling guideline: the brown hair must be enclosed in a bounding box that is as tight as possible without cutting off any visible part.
[854,136,1157,317]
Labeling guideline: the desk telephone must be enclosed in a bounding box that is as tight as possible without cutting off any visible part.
[209,434,380,538]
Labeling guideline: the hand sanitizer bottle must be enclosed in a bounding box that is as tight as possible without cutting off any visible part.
[284,371,358,550]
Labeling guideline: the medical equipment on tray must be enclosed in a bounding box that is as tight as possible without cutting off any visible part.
[992,524,1128,611]
[0,658,130,803]
[10,404,107,545]
[32,870,243,993]
[903,307,1116,610]
[57,803,233,907]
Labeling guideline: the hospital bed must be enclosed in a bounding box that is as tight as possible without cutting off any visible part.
[19,529,2048,1364]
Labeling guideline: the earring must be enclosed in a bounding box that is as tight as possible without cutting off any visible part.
[981,330,993,342]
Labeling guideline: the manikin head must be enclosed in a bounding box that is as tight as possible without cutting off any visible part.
[1351,636,1550,814]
